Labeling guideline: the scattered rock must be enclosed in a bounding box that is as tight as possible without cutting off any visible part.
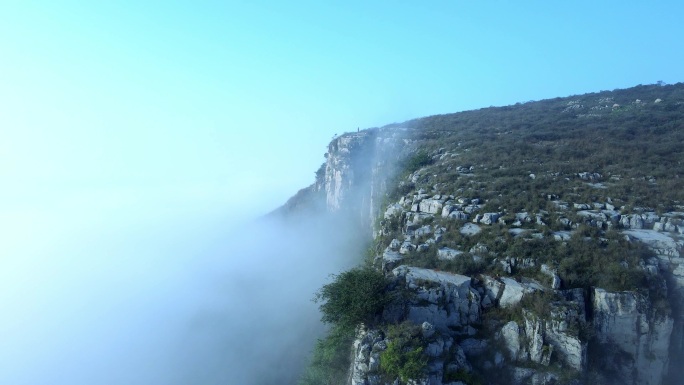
[437,247,463,260]
[460,223,481,235]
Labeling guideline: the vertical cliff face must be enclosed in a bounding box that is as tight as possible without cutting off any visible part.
[318,128,413,231]
[592,289,674,385]
[623,230,684,384]
[323,131,376,215]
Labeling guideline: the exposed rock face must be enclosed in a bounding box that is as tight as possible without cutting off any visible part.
[324,131,375,213]
[498,277,541,308]
[545,289,587,371]
[348,326,386,385]
[392,266,481,333]
[624,228,684,383]
[593,288,674,385]
[497,305,585,371]
[321,128,412,231]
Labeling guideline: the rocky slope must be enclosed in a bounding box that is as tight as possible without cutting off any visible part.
[293,83,684,385]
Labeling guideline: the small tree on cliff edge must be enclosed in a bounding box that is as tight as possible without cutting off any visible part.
[314,267,390,329]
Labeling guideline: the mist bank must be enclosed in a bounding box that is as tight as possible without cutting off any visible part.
[0,187,366,385]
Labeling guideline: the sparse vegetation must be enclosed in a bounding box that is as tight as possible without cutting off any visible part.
[299,82,684,385]
[380,322,428,383]
[315,267,390,329]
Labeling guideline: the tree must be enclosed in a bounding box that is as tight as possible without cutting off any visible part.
[315,267,389,329]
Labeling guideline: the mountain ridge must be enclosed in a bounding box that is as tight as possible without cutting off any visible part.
[288,82,684,385]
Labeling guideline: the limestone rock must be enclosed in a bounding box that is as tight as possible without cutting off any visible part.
[441,204,455,217]
[459,223,481,235]
[448,210,469,220]
[419,199,444,215]
[481,275,504,305]
[479,212,500,225]
[384,203,404,219]
[399,241,417,255]
[421,322,435,338]
[437,247,463,261]
[393,266,481,332]
[499,321,523,360]
[499,277,541,308]
[593,288,674,385]
[348,327,386,385]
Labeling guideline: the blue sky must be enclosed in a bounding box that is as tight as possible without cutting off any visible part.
[0,2,683,384]
[2,1,682,212]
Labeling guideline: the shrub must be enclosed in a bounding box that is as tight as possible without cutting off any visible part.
[380,322,428,383]
[315,267,390,329]
[404,151,433,173]
[381,342,427,383]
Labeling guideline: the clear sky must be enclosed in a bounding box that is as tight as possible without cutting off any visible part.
[0,2,683,384]
[1,1,683,212]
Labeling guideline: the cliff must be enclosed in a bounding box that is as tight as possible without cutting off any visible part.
[294,83,684,385]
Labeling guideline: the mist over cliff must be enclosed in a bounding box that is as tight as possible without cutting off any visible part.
[3,83,684,385]
[0,187,366,385]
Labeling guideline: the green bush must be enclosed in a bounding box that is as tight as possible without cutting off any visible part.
[381,342,427,383]
[315,267,390,329]
[404,151,433,173]
[380,322,428,383]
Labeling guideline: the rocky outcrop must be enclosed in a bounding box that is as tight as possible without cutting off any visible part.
[348,327,387,385]
[392,266,481,333]
[497,302,586,371]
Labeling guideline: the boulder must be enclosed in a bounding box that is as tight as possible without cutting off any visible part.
[482,275,504,304]
[630,214,645,229]
[437,247,463,260]
[414,225,433,237]
[665,222,678,233]
[499,321,523,360]
[399,242,417,254]
[406,212,434,227]
[384,203,404,219]
[480,212,500,225]
[441,204,455,218]
[624,229,681,258]
[448,210,469,220]
[499,278,541,308]
[419,199,444,215]
[421,322,435,338]
[460,223,481,235]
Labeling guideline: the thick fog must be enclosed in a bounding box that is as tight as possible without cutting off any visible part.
[0,188,365,385]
